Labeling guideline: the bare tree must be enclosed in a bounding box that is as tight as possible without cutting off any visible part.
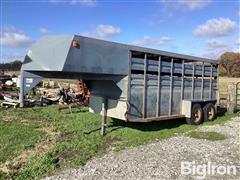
[219,52,240,77]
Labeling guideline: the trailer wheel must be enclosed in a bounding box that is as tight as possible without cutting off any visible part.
[186,104,203,125]
[203,103,216,121]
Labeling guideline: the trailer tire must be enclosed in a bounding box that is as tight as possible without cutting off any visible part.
[186,104,203,125]
[203,103,216,121]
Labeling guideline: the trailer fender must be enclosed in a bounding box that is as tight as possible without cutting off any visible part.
[181,100,192,118]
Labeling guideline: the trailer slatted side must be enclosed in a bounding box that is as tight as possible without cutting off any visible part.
[127,51,218,121]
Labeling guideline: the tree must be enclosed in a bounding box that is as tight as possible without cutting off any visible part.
[219,52,240,77]
[0,60,23,71]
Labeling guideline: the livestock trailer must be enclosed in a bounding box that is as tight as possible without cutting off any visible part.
[20,35,219,134]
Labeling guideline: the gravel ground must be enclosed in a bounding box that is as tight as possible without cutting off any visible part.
[45,116,240,180]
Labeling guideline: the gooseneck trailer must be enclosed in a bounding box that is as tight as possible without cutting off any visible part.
[20,35,219,134]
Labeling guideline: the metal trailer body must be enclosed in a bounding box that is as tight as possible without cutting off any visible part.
[20,35,219,123]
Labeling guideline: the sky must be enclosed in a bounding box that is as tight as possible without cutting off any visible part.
[0,0,240,63]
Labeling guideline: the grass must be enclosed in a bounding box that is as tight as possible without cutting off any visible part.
[0,104,238,180]
[0,76,239,179]
[0,121,43,164]
[187,131,226,141]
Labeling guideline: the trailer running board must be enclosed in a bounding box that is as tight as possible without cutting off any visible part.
[129,114,186,123]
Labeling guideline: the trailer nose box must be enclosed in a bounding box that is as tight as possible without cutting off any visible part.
[20,35,219,123]
[64,36,129,75]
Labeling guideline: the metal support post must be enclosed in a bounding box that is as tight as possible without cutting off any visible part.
[19,71,25,107]
[100,97,108,136]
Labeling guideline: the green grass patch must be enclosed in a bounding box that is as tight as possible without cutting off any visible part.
[187,131,226,141]
[201,112,238,126]
[0,105,238,179]
[0,121,43,164]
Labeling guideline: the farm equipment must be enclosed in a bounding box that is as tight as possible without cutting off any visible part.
[19,35,219,135]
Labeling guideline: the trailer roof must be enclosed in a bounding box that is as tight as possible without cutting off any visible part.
[76,35,218,64]
[22,35,219,73]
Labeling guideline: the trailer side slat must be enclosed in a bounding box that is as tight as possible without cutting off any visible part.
[209,64,213,99]
[201,62,204,99]
[142,53,147,118]
[180,60,185,100]
[128,51,132,109]
[191,63,195,100]
[169,58,174,115]
[156,56,161,117]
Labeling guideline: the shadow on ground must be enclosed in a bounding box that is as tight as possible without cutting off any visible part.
[84,118,187,135]
[84,108,229,135]
[109,118,187,132]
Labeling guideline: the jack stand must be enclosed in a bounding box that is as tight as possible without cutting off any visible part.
[100,97,108,136]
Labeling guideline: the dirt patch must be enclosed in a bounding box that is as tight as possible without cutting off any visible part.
[54,149,80,161]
